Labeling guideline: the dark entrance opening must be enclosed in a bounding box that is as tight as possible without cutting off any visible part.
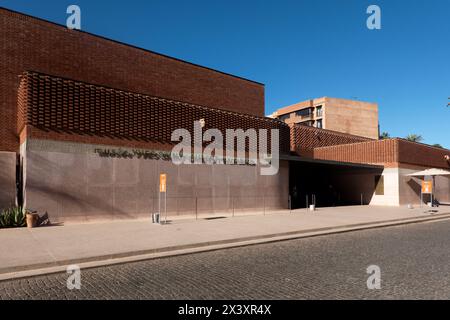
[288,158,383,209]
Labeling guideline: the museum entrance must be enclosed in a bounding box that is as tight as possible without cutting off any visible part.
[288,158,383,209]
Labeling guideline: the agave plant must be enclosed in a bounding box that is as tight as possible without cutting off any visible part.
[0,206,26,228]
[12,207,26,227]
[0,209,11,228]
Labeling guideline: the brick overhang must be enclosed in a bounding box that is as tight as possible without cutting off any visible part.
[17,71,290,154]
[289,123,373,158]
[280,153,383,170]
[313,139,450,170]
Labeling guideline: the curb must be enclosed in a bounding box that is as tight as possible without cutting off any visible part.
[1,212,450,281]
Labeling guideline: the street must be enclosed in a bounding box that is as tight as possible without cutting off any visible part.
[1,219,450,299]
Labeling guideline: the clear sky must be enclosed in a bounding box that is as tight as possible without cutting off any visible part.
[2,0,449,148]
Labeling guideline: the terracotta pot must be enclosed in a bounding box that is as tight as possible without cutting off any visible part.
[26,213,39,228]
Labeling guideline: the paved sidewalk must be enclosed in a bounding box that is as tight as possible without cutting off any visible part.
[1,205,449,280]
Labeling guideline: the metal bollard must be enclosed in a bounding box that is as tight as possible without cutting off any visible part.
[152,212,160,224]
[195,197,198,220]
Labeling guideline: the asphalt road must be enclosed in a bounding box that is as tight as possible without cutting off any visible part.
[1,219,450,300]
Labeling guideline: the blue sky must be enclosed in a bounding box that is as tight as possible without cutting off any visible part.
[2,0,449,147]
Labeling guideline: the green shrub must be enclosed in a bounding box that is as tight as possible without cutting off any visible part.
[0,206,26,228]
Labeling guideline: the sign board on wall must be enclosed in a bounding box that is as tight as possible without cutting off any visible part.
[421,181,433,194]
[159,174,167,193]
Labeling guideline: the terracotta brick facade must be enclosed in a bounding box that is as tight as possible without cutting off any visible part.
[0,8,264,153]
[3,8,448,216]
[397,139,450,169]
[273,97,379,139]
[322,97,379,139]
[16,67,449,171]
[18,71,290,155]
[290,124,372,157]
[313,139,450,169]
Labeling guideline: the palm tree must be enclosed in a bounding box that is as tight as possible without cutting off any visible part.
[379,131,390,139]
[405,134,423,143]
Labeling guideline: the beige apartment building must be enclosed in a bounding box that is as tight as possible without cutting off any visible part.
[270,97,379,139]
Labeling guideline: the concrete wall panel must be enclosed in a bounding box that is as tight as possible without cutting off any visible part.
[24,141,289,223]
[87,157,113,185]
[0,152,16,210]
[435,176,450,204]
[399,167,450,205]
[370,168,400,206]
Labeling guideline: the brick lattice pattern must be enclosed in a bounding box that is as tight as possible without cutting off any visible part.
[18,72,290,154]
[314,139,450,169]
[290,124,372,157]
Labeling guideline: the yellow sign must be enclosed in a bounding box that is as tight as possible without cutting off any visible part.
[422,181,433,194]
[159,174,167,193]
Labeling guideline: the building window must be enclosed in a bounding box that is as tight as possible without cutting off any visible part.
[278,113,290,121]
[316,119,323,129]
[295,108,312,118]
[300,120,314,127]
[316,106,323,117]
[375,175,384,195]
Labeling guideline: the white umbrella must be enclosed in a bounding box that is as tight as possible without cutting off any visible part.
[407,168,450,176]
[406,168,450,207]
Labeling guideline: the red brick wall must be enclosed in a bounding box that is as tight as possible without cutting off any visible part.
[313,139,398,165]
[0,8,265,152]
[313,139,450,169]
[290,124,372,157]
[397,139,450,169]
[19,72,290,154]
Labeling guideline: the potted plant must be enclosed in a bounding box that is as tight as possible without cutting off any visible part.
[26,210,39,228]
